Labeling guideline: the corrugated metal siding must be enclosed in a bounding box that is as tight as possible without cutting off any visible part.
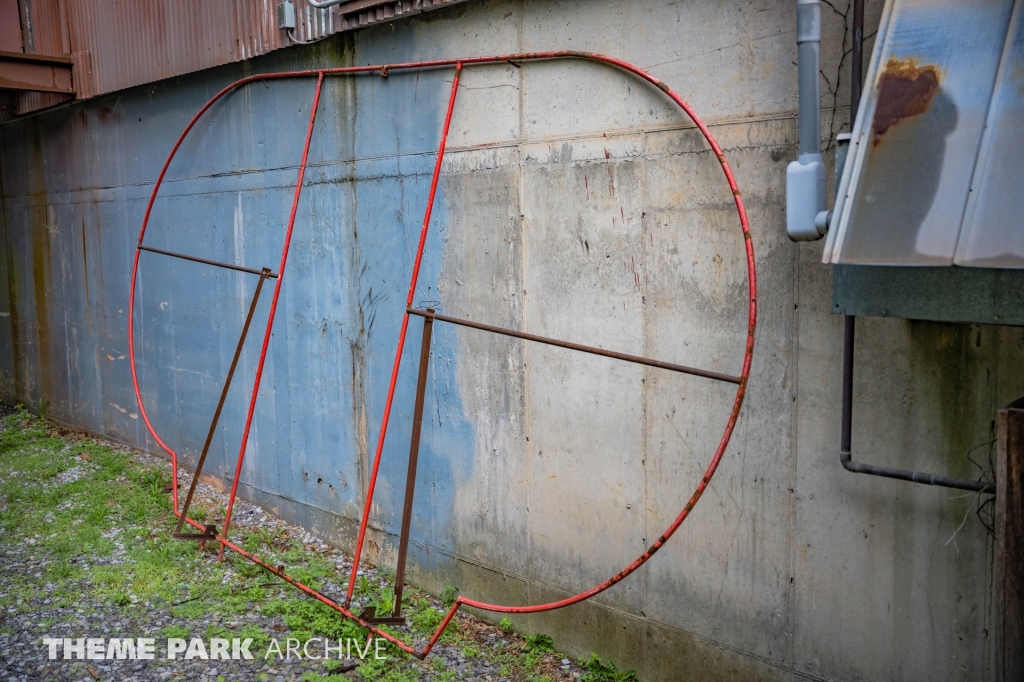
[25,0,68,55]
[14,90,72,115]
[12,0,469,115]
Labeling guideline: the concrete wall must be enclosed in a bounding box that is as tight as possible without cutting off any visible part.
[2,1,1023,680]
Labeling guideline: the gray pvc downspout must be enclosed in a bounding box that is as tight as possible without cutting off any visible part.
[797,0,822,158]
[786,0,829,241]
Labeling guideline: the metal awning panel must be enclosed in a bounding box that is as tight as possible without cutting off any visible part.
[956,1,1024,267]
[824,0,1024,269]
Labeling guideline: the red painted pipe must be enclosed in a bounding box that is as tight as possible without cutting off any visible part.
[172,509,425,657]
[343,63,463,606]
[218,73,326,559]
[128,52,757,659]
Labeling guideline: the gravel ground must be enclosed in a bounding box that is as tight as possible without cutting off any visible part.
[0,407,634,682]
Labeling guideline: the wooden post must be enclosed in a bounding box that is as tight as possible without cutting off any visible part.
[996,397,1024,682]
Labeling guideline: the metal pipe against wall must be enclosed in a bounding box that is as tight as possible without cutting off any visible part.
[851,0,864,123]
[836,0,993,495]
[797,0,822,157]
[787,0,828,241]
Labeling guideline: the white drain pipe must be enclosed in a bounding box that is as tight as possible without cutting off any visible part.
[787,0,829,241]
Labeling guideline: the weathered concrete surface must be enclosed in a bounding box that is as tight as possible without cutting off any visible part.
[2,1,1023,681]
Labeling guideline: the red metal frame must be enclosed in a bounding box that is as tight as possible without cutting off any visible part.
[127,51,757,659]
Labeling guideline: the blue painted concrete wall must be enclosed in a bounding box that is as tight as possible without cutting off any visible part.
[0,39,470,563]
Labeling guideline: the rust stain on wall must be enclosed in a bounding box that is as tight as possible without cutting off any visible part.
[4,238,22,396]
[31,204,53,405]
[872,57,941,145]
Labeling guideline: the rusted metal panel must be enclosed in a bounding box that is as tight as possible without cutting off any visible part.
[14,90,71,115]
[5,0,472,117]
[59,0,470,98]
[0,0,22,53]
[290,0,468,42]
[0,50,73,92]
[0,90,15,120]
[26,0,67,55]
[824,0,1023,268]
[62,0,283,98]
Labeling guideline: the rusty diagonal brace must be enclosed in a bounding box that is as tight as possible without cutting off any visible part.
[391,309,435,619]
[174,268,273,540]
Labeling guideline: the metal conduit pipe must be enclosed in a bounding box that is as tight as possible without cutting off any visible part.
[837,0,994,495]
[796,0,822,159]
[787,0,829,241]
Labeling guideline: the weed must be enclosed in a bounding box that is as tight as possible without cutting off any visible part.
[578,653,637,682]
[353,656,419,682]
[525,633,554,653]
[370,587,395,615]
[440,583,459,606]
[499,616,514,633]
[160,624,190,639]
[262,596,367,643]
[355,575,374,598]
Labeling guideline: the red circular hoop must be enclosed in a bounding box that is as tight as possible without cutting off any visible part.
[128,52,756,657]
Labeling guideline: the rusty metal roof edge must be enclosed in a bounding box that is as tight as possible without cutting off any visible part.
[10,0,473,118]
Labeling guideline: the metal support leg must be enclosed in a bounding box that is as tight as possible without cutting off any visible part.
[174,268,272,539]
[359,309,434,625]
[393,309,434,617]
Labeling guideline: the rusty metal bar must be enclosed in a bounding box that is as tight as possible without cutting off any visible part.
[391,309,435,619]
[138,244,279,279]
[839,316,995,493]
[0,50,74,93]
[174,268,272,538]
[407,307,742,385]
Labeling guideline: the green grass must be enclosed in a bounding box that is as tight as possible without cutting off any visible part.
[0,407,638,681]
